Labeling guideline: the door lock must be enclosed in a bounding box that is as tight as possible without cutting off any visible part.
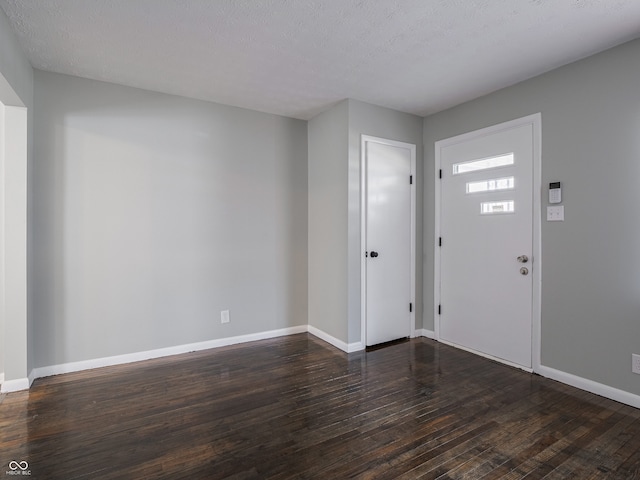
[520,267,529,275]
[517,255,529,263]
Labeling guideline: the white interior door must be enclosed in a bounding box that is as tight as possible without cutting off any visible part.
[362,136,415,347]
[437,119,536,368]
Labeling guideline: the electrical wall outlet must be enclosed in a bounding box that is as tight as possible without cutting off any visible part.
[221,310,230,324]
[632,354,640,375]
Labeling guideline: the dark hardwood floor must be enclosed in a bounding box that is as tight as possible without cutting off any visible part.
[1,334,639,479]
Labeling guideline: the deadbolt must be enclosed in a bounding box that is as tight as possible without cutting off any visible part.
[517,255,529,263]
[520,267,529,275]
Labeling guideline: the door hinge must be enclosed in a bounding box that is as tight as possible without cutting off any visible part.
[410,175,413,185]
[409,303,413,313]
[438,305,441,315]
[439,169,442,179]
[439,237,442,247]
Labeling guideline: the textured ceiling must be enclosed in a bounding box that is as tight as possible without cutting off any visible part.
[2,0,640,120]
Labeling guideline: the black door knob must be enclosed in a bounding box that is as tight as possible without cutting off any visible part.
[370,251,379,258]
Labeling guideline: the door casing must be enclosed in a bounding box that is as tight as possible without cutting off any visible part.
[434,114,542,372]
[360,135,417,347]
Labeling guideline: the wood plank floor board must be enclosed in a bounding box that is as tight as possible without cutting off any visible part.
[438,402,573,479]
[542,409,640,479]
[416,378,604,478]
[322,389,552,480]
[477,390,623,479]
[379,378,612,480]
[1,334,639,479]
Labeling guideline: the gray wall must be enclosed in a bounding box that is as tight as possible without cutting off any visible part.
[347,100,423,344]
[424,38,640,395]
[33,70,307,368]
[0,5,33,383]
[307,101,349,341]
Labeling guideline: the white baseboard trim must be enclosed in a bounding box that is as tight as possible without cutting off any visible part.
[15,326,640,410]
[0,376,31,393]
[31,325,308,381]
[307,325,363,353]
[537,365,640,409]
[416,329,436,339]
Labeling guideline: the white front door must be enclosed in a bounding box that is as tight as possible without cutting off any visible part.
[362,136,415,347]
[437,116,539,369]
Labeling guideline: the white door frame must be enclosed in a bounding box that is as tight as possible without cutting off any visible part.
[361,135,417,347]
[434,114,542,372]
